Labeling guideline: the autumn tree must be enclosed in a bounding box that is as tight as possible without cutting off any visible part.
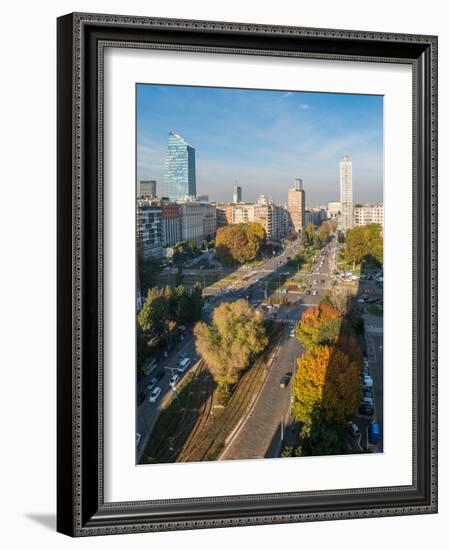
[194,299,268,388]
[215,222,266,265]
[292,345,360,431]
[319,221,331,243]
[295,302,342,350]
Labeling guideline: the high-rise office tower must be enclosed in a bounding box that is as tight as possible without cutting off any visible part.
[339,154,353,230]
[233,185,242,204]
[287,178,305,232]
[139,179,156,198]
[163,132,197,200]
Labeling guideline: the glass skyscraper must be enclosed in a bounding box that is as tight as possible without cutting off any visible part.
[163,132,196,200]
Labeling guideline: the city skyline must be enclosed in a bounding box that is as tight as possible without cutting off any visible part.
[137,84,383,205]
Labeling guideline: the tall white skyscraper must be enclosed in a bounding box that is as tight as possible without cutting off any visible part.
[339,155,353,230]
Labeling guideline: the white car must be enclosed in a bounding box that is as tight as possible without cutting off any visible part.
[148,387,162,403]
[289,329,296,338]
[170,374,180,387]
[312,290,318,296]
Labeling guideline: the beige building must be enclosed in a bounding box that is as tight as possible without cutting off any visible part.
[354,203,384,227]
[179,202,217,242]
[287,178,306,232]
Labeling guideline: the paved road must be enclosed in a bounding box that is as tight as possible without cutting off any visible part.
[219,239,339,460]
[136,334,199,463]
[137,240,303,462]
[220,311,304,461]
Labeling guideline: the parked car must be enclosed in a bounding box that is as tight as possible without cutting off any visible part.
[359,404,374,416]
[169,374,180,387]
[361,396,374,406]
[148,387,162,403]
[143,359,157,376]
[347,421,360,437]
[321,279,325,284]
[136,433,142,447]
[312,290,318,296]
[147,377,159,391]
[290,328,296,338]
[280,373,292,388]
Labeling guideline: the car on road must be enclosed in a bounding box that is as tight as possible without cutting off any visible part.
[289,328,296,338]
[169,374,180,387]
[280,373,292,388]
[177,357,191,373]
[148,387,162,403]
[347,421,360,437]
[136,432,142,447]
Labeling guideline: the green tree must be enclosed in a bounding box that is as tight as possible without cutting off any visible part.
[194,299,268,388]
[138,256,162,297]
[319,221,331,243]
[344,224,383,269]
[137,288,169,339]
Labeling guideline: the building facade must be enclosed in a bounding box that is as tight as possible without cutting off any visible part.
[139,179,156,199]
[339,155,353,230]
[327,201,342,220]
[163,132,197,201]
[180,202,217,243]
[304,208,327,227]
[161,202,181,246]
[136,200,163,259]
[233,185,242,204]
[287,178,306,232]
[353,203,384,227]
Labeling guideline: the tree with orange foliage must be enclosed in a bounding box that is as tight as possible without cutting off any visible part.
[292,345,360,431]
[295,302,342,350]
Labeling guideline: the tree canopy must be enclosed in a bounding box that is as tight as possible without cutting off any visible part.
[138,284,203,340]
[344,223,383,267]
[215,222,266,265]
[295,302,342,350]
[194,299,268,387]
[292,345,360,431]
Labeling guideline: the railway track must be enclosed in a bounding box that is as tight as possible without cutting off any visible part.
[183,325,284,462]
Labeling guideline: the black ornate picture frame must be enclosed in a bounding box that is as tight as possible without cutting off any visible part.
[57,12,438,537]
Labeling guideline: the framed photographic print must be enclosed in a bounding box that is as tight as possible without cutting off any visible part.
[57,12,438,536]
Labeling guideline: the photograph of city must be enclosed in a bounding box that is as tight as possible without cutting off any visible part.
[135,84,384,465]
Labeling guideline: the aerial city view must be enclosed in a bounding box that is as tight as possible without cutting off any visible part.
[135,85,384,464]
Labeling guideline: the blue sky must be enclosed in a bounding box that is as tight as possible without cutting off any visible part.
[137,84,383,206]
